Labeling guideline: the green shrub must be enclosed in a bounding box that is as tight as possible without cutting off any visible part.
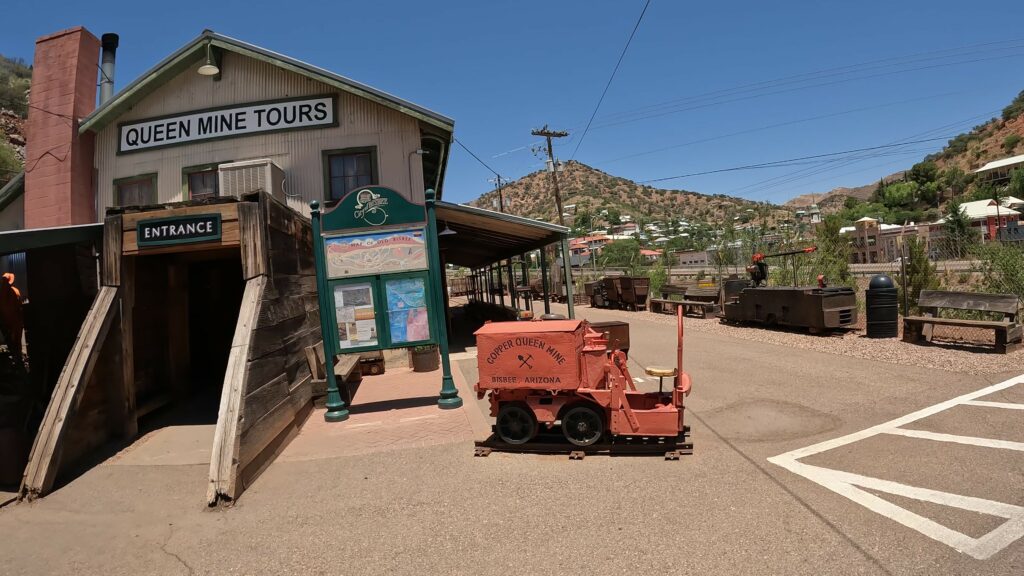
[896,236,939,314]
[1002,90,1024,122]
[1003,134,1022,153]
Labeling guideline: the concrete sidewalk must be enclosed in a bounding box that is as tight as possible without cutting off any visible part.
[279,365,490,462]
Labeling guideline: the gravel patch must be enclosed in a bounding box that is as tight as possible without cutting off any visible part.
[580,306,1021,375]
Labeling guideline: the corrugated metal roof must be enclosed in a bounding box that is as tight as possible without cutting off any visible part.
[958,199,1022,219]
[435,201,568,269]
[974,153,1024,173]
[79,30,454,134]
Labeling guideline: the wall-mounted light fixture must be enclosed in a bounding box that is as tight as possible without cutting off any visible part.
[198,42,220,76]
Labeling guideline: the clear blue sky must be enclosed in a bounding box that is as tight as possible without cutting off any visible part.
[3,0,1023,205]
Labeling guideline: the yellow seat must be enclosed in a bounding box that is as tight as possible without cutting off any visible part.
[645,366,677,378]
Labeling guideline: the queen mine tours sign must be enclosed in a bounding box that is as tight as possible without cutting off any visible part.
[136,214,222,247]
[118,95,337,153]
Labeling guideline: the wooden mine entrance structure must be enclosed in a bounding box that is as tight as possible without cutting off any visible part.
[20,192,319,504]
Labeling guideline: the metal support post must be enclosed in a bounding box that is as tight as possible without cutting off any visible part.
[425,189,463,409]
[497,260,505,307]
[540,247,551,315]
[560,237,575,319]
[507,259,517,313]
[311,201,349,422]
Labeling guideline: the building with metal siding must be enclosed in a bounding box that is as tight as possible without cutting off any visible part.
[85,32,451,218]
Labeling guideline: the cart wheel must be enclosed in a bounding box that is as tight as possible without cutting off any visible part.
[561,405,604,447]
[496,404,537,445]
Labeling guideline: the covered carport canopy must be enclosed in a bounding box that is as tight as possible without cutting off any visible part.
[434,201,568,268]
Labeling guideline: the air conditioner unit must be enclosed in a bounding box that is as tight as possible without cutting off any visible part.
[217,158,286,201]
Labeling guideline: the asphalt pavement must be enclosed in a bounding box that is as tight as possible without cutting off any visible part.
[0,303,1020,575]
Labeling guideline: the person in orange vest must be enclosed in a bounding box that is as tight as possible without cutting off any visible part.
[0,272,24,357]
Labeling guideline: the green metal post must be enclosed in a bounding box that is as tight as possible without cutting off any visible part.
[497,259,505,307]
[425,189,463,409]
[540,248,551,315]
[560,237,575,319]
[507,259,517,314]
[310,201,349,422]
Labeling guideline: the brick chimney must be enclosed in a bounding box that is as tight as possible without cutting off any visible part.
[23,27,100,228]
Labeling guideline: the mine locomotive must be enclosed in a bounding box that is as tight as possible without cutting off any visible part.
[722,246,857,332]
[474,308,692,450]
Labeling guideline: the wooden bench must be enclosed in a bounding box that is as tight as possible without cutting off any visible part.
[649,298,676,314]
[903,290,1023,353]
[306,342,363,404]
[678,299,720,319]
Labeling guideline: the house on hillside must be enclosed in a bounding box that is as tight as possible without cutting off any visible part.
[842,217,923,263]
[569,234,610,256]
[974,153,1024,186]
[640,249,662,263]
[930,198,1023,243]
[672,249,709,266]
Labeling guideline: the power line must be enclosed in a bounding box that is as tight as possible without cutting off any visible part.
[453,136,502,179]
[594,90,969,166]
[727,110,999,198]
[589,50,1024,132]
[27,104,74,121]
[568,0,651,160]
[591,39,1024,127]
[639,137,952,184]
[489,38,1024,160]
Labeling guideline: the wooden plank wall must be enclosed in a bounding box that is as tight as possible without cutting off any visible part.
[208,193,319,504]
[20,286,120,499]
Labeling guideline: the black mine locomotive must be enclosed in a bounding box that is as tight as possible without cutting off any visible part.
[722,246,857,333]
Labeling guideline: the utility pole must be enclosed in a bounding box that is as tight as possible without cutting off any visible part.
[532,125,569,226]
[488,176,506,213]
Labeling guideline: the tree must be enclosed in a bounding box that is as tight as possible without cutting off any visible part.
[605,207,622,226]
[0,142,20,189]
[908,161,939,185]
[940,166,970,200]
[843,196,860,210]
[1008,168,1024,200]
[814,215,852,287]
[1002,89,1024,122]
[880,181,918,209]
[942,199,975,259]
[572,210,592,236]
[896,236,939,315]
[990,185,1005,241]
[598,239,640,268]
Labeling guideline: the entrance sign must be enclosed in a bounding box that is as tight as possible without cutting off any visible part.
[118,95,337,153]
[137,214,222,247]
[325,229,427,278]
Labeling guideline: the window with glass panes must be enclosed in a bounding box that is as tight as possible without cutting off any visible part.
[327,148,377,201]
[187,168,219,199]
[115,174,157,206]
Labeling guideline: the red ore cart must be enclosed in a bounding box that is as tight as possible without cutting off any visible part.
[473,307,693,458]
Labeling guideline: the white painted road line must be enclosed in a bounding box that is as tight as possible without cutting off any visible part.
[768,374,1024,560]
[884,427,1024,452]
[963,400,1024,410]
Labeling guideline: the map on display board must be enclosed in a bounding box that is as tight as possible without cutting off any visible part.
[334,283,378,349]
[385,277,430,344]
[324,229,427,278]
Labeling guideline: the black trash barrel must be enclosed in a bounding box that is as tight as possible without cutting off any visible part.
[865,274,899,338]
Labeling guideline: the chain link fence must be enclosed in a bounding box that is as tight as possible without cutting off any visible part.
[449,233,1023,346]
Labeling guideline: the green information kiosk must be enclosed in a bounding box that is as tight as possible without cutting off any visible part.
[311,187,462,422]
